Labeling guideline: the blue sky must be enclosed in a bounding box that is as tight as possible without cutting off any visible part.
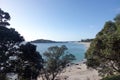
[0,0,120,41]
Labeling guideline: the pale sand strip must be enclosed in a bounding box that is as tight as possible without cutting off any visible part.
[79,42,91,49]
[57,62,101,80]
[38,63,101,80]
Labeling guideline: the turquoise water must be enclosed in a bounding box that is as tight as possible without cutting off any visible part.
[33,42,87,62]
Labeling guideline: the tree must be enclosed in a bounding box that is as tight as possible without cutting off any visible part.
[0,9,24,77]
[0,8,10,26]
[85,14,120,77]
[41,45,76,80]
[18,42,43,80]
[81,39,93,42]
[0,73,7,80]
[0,9,43,80]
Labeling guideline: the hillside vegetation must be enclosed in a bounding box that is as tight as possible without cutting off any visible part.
[85,14,120,79]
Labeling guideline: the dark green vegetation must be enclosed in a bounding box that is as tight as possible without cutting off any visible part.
[101,75,120,80]
[0,9,76,80]
[81,39,93,42]
[0,74,7,80]
[85,14,120,79]
[0,9,43,80]
[31,39,67,43]
[0,8,10,27]
[41,45,76,80]
[31,39,57,43]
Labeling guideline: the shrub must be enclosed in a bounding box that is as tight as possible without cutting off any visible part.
[102,75,120,80]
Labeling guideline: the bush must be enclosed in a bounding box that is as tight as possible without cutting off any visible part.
[102,75,120,80]
[0,74,8,80]
[85,14,120,76]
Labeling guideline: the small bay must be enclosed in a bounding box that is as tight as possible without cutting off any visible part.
[33,42,87,62]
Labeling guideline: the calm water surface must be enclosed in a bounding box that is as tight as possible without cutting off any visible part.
[33,42,87,62]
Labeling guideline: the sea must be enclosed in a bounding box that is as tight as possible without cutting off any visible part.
[33,42,87,62]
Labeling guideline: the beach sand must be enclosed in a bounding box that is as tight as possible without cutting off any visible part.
[80,42,91,49]
[56,62,101,80]
[38,42,101,80]
[55,42,101,80]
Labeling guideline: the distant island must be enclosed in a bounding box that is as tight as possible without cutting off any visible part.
[30,39,68,43]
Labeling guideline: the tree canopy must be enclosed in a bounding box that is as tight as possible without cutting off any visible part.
[0,9,43,80]
[85,14,120,77]
[0,8,10,26]
[41,45,76,80]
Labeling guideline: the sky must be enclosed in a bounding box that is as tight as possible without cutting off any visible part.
[0,0,120,41]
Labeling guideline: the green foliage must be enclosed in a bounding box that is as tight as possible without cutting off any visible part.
[41,45,76,80]
[0,9,43,80]
[81,39,93,42]
[0,9,24,76]
[0,8,24,42]
[0,26,24,42]
[0,74,8,80]
[0,8,10,26]
[101,75,120,80]
[114,14,120,25]
[18,43,43,79]
[85,14,120,77]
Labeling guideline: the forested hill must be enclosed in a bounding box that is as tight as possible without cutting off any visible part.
[80,39,94,42]
[30,39,66,43]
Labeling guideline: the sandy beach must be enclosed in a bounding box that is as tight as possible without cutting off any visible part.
[38,42,101,80]
[80,42,91,49]
[57,63,100,80]
[55,42,101,80]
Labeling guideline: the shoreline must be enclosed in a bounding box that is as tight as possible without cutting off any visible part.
[57,63,100,80]
[57,42,101,80]
[54,41,101,80]
[38,42,101,80]
[79,42,91,49]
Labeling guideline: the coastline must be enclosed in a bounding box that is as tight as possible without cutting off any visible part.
[38,42,101,80]
[79,42,91,49]
[57,42,101,80]
[57,63,100,80]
